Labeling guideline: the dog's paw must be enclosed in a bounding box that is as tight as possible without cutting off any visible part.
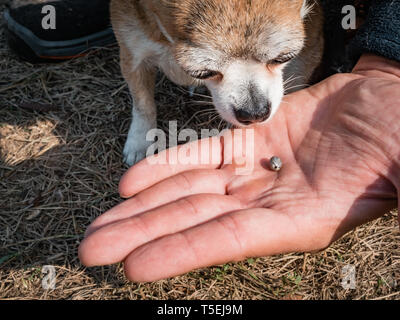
[123,138,151,166]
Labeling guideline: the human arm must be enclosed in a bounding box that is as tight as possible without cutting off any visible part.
[79,54,400,282]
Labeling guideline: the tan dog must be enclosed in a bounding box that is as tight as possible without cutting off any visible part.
[110,0,324,165]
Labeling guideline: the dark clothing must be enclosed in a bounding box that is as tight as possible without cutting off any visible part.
[321,0,400,69]
[349,0,400,63]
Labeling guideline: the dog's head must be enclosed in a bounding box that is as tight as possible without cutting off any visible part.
[149,0,313,126]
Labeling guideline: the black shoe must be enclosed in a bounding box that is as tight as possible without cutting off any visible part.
[4,0,116,63]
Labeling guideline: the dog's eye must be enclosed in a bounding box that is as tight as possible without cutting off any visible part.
[190,70,220,80]
[269,53,296,65]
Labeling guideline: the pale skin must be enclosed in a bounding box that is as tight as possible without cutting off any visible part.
[79,54,400,282]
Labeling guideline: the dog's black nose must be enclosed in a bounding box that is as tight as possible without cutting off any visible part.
[234,107,271,125]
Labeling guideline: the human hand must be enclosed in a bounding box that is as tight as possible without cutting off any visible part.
[79,54,400,282]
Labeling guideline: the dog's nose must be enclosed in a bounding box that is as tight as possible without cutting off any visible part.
[234,107,271,125]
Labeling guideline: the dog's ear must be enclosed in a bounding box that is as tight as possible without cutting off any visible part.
[300,0,314,18]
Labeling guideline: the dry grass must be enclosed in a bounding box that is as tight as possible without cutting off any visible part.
[1,1,400,300]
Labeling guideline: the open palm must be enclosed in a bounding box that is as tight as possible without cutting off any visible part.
[79,55,400,282]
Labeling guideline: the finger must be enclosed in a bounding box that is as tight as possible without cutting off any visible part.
[119,136,223,198]
[85,169,229,236]
[79,194,243,267]
[123,208,303,282]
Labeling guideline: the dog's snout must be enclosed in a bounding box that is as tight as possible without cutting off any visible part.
[234,105,271,125]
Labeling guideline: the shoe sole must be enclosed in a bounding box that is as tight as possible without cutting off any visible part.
[4,9,117,62]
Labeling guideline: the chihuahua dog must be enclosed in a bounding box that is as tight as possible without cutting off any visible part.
[110,0,324,165]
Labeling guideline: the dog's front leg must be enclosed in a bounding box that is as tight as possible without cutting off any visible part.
[120,45,157,166]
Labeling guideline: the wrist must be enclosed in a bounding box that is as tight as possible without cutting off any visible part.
[353,55,400,192]
[353,54,400,78]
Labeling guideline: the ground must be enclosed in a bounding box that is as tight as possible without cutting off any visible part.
[0,1,399,300]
